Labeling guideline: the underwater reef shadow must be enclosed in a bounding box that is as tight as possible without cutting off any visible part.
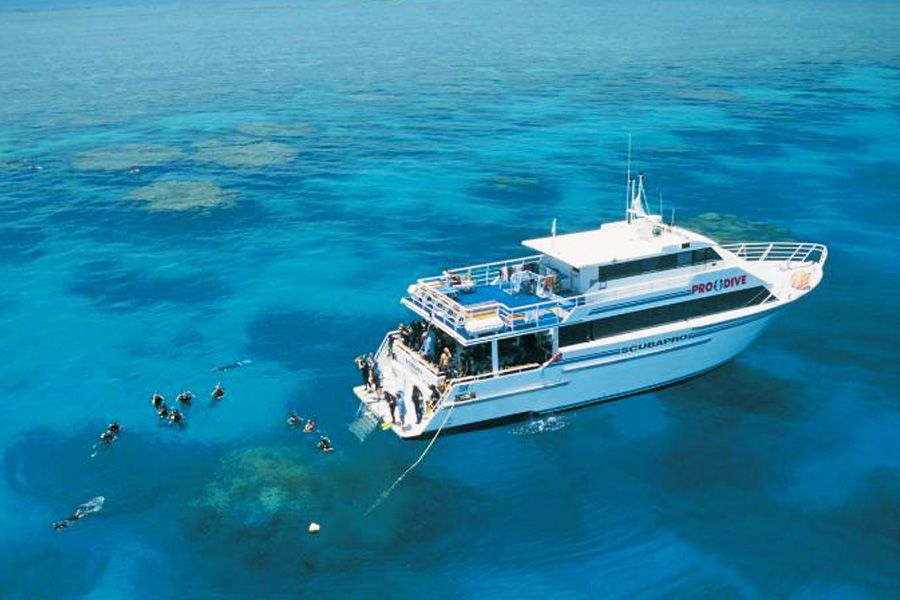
[68,258,232,312]
[3,425,223,515]
[153,443,485,597]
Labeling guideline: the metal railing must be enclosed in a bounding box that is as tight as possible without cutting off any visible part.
[406,261,723,340]
[418,255,544,288]
[720,242,827,267]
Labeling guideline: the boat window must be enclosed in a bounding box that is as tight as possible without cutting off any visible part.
[498,331,552,369]
[597,247,722,282]
[559,285,771,346]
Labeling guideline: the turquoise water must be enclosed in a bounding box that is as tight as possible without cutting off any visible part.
[1,0,899,597]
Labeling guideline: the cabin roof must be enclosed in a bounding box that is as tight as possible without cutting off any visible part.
[521,219,702,269]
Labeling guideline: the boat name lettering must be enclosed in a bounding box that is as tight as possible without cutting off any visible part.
[620,334,689,354]
[692,274,747,294]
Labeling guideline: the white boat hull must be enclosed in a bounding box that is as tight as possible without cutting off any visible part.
[388,306,778,438]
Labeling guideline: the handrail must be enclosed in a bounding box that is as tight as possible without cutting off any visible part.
[408,260,722,334]
[449,362,541,385]
[720,242,827,266]
[418,255,544,288]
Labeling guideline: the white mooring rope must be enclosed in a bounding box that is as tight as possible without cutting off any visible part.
[364,402,456,515]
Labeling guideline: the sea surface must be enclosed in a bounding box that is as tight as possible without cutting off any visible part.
[1,1,898,598]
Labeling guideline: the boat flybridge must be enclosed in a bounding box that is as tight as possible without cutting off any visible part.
[352,173,827,439]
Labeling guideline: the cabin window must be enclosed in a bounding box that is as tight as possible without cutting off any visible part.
[597,247,722,283]
[559,285,771,346]
[498,331,552,369]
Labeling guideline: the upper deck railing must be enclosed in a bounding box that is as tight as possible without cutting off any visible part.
[417,255,544,288]
[406,256,720,343]
[720,242,827,266]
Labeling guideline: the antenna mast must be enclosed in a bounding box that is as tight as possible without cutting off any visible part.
[625,134,632,222]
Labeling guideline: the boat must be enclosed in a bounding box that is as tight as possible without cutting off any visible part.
[351,171,828,439]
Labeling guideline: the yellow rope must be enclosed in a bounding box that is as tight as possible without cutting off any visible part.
[365,402,456,515]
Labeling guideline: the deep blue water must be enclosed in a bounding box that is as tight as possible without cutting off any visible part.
[1,1,899,598]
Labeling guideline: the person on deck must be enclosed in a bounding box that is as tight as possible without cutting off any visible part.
[396,389,407,424]
[411,386,424,424]
[355,355,370,390]
[383,390,398,424]
[428,385,441,415]
[420,329,435,363]
[438,347,452,375]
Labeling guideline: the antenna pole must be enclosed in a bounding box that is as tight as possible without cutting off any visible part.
[625,134,632,222]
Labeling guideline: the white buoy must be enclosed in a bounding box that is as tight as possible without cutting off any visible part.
[308,522,320,534]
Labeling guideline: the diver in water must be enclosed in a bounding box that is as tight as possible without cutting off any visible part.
[151,392,165,410]
[287,411,302,428]
[51,496,105,532]
[317,436,334,453]
[176,390,194,406]
[98,422,121,445]
[168,409,185,427]
[303,418,317,433]
[211,383,225,401]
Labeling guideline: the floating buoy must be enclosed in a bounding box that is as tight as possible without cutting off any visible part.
[308,522,320,534]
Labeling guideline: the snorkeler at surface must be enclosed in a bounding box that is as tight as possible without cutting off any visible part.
[287,411,302,428]
[211,383,225,401]
[317,436,334,453]
[51,496,105,532]
[91,422,122,458]
[99,422,121,445]
[169,409,185,427]
[176,390,194,406]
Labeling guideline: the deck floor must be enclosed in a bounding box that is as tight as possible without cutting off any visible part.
[452,283,544,308]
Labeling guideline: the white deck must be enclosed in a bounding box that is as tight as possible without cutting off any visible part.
[522,219,712,268]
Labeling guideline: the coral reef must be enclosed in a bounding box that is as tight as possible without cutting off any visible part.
[235,122,315,138]
[126,180,236,212]
[72,144,183,171]
[680,212,793,243]
[193,138,298,168]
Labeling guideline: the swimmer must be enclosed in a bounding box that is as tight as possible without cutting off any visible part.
[157,405,170,420]
[169,409,185,427]
[303,418,317,433]
[51,520,70,531]
[151,392,165,410]
[213,359,252,372]
[211,382,225,401]
[176,390,194,406]
[52,496,105,532]
[317,436,334,453]
[286,411,302,428]
[91,422,121,458]
[99,422,121,445]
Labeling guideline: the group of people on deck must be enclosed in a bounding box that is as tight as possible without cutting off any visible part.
[355,338,444,427]
[392,319,459,377]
